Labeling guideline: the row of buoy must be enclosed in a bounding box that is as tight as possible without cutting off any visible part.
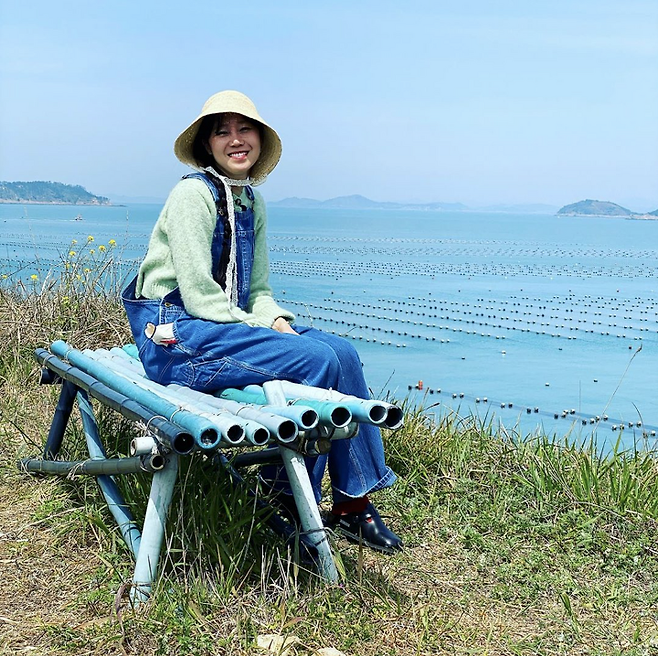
[341,294,658,320]
[405,383,658,436]
[270,259,658,280]
[283,299,648,345]
[321,299,656,338]
[406,296,658,318]
[410,293,658,312]
[270,234,658,255]
[272,255,657,272]
[268,237,658,260]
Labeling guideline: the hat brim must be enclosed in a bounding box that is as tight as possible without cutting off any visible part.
[174,91,282,184]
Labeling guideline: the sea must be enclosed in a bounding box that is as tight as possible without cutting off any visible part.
[2,201,657,452]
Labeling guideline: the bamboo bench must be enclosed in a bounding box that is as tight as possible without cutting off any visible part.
[20,340,403,605]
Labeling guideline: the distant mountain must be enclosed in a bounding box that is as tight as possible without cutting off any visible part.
[557,199,633,217]
[0,181,111,205]
[269,194,468,211]
[479,203,559,214]
[649,209,658,216]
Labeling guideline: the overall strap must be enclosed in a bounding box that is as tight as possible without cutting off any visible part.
[182,171,227,210]
[181,172,255,310]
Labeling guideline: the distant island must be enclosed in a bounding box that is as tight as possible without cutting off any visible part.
[557,199,658,219]
[269,194,468,212]
[269,194,559,213]
[3,182,656,219]
[0,181,112,205]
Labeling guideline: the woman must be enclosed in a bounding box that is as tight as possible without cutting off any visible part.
[122,91,402,553]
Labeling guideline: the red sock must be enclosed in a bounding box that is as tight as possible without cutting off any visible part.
[331,496,369,516]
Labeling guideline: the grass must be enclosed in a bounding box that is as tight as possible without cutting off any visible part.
[1,251,658,655]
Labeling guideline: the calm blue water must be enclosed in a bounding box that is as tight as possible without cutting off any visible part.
[2,202,657,450]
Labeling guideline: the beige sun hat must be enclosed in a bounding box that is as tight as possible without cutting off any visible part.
[173,90,282,184]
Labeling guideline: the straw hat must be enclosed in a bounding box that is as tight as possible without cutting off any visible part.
[173,90,282,184]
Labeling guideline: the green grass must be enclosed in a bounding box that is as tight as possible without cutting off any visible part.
[1,257,658,655]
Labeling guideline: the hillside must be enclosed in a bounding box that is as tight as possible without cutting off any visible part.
[0,180,111,205]
[557,199,632,217]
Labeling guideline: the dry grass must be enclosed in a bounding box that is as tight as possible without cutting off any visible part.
[1,280,658,655]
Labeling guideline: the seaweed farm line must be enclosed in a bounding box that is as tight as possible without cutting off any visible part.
[1,202,657,450]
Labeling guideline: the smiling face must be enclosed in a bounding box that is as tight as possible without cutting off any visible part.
[204,113,262,180]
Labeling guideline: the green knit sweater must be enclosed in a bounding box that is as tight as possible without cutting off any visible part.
[136,177,295,328]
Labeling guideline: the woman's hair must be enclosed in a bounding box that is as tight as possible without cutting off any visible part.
[192,115,219,168]
[192,114,265,170]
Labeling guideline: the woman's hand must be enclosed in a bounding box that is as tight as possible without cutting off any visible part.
[272,317,299,335]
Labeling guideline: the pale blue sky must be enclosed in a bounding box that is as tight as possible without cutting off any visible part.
[1,1,657,209]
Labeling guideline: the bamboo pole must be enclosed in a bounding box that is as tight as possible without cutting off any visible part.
[262,381,338,583]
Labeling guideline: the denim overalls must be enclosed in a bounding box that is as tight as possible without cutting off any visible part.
[122,173,395,501]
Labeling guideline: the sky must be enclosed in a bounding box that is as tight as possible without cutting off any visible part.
[1,1,657,210]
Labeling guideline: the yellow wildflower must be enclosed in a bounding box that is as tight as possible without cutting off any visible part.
[71,239,78,245]
[84,268,91,274]
[89,249,95,255]
[31,274,38,281]
[1,274,7,280]
[108,239,116,247]
[98,244,107,252]
[87,235,94,242]
[69,250,76,257]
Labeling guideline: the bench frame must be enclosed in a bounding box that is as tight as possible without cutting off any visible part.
[22,349,338,605]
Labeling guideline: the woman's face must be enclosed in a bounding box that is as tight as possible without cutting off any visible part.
[205,113,261,179]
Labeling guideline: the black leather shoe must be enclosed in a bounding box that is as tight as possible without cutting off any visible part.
[326,503,403,554]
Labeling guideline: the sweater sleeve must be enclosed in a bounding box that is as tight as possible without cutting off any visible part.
[247,190,296,327]
[139,178,293,327]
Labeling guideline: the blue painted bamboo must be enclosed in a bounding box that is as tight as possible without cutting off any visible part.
[122,343,139,359]
[36,349,195,455]
[130,454,179,604]
[19,454,164,476]
[42,379,77,459]
[115,347,345,432]
[170,385,307,438]
[247,381,404,429]
[262,381,338,583]
[85,350,248,446]
[50,341,221,450]
[167,385,276,445]
[95,350,300,443]
[219,388,349,429]
[76,390,143,558]
[92,349,271,445]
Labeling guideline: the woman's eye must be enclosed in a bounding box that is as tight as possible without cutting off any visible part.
[239,126,253,133]
[215,130,229,137]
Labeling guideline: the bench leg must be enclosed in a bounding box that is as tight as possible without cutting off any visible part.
[263,381,338,583]
[77,390,142,558]
[43,380,77,459]
[130,453,179,605]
